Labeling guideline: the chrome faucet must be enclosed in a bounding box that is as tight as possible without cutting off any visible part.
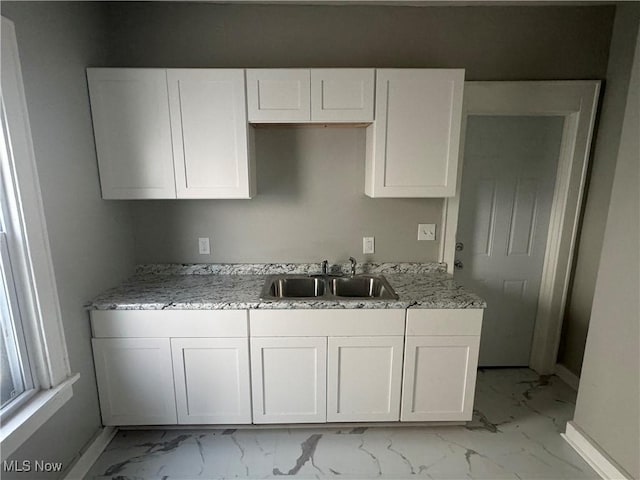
[349,257,357,276]
[321,259,329,275]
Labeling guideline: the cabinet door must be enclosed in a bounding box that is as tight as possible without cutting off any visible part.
[87,69,176,199]
[401,335,480,421]
[246,69,311,122]
[310,69,374,122]
[171,338,251,424]
[327,336,403,422]
[92,338,177,425]
[250,336,326,423]
[167,69,255,199]
[365,69,464,198]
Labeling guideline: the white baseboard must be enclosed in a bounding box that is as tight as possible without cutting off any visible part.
[64,426,117,480]
[554,363,580,390]
[562,421,630,479]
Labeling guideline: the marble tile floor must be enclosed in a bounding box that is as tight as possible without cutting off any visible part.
[86,368,596,480]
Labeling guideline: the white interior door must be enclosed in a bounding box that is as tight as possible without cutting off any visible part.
[455,116,564,366]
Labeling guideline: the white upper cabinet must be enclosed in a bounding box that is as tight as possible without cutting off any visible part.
[88,68,254,200]
[365,69,465,198]
[310,69,374,122]
[246,69,311,122]
[247,68,374,123]
[167,69,255,199]
[87,68,176,199]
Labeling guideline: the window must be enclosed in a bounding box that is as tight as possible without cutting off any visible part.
[0,16,76,459]
[0,111,37,417]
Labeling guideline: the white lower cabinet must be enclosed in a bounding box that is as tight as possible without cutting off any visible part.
[401,309,482,421]
[327,336,404,422]
[91,308,483,426]
[250,336,327,424]
[248,309,406,424]
[92,338,177,426]
[90,310,250,426]
[171,338,251,424]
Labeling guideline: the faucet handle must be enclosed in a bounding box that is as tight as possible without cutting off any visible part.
[349,256,357,276]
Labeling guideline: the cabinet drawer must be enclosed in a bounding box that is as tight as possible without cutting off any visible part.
[406,309,482,336]
[250,309,405,336]
[91,310,248,337]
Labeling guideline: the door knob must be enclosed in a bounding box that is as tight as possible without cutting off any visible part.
[454,260,464,269]
[455,242,464,251]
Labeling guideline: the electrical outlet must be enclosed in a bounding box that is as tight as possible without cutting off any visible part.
[198,237,210,255]
[363,236,375,254]
[418,224,436,241]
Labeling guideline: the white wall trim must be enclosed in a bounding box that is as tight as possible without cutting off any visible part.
[63,426,117,480]
[563,421,632,480]
[1,16,71,388]
[0,374,79,461]
[554,363,580,391]
[443,81,601,374]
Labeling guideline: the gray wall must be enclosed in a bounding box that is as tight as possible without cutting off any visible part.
[106,3,615,264]
[573,16,639,478]
[133,128,443,263]
[0,3,135,477]
[558,3,640,376]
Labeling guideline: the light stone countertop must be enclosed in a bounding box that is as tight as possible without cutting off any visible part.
[87,263,486,310]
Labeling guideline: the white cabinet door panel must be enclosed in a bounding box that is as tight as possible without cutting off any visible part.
[168,69,254,198]
[247,69,311,122]
[366,69,464,197]
[87,68,176,199]
[401,336,479,421]
[171,338,251,424]
[327,336,403,422]
[92,338,177,425]
[311,69,374,122]
[251,336,326,423]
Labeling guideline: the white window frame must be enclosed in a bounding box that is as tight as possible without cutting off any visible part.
[0,222,37,418]
[0,17,78,460]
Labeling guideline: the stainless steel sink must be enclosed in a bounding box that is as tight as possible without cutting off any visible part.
[328,275,396,299]
[263,276,325,298]
[260,274,398,301]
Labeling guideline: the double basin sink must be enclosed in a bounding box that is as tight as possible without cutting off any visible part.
[260,274,399,301]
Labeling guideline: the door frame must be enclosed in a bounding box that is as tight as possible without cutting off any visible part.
[440,81,600,374]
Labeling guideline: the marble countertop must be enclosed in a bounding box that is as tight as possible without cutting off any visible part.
[87,262,486,310]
